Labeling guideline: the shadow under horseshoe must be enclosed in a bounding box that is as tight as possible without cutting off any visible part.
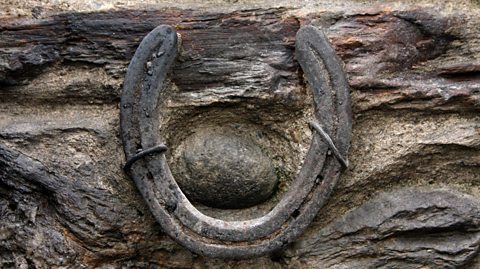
[120,24,352,259]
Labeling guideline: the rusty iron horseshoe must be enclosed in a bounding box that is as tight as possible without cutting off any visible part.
[120,25,352,258]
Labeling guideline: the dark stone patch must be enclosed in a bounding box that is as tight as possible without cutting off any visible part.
[178,129,278,209]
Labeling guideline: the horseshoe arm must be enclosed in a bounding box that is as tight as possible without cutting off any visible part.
[121,25,178,159]
[296,25,352,155]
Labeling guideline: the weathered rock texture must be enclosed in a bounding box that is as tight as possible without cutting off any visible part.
[287,188,480,268]
[0,0,479,268]
[177,129,278,209]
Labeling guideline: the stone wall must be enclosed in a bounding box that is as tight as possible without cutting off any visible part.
[1,1,479,268]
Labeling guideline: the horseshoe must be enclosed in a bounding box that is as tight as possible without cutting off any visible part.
[120,25,352,258]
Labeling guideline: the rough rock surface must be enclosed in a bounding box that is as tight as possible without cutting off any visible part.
[177,128,278,209]
[287,188,480,268]
[0,0,479,268]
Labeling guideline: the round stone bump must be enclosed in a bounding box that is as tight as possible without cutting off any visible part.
[177,130,278,209]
